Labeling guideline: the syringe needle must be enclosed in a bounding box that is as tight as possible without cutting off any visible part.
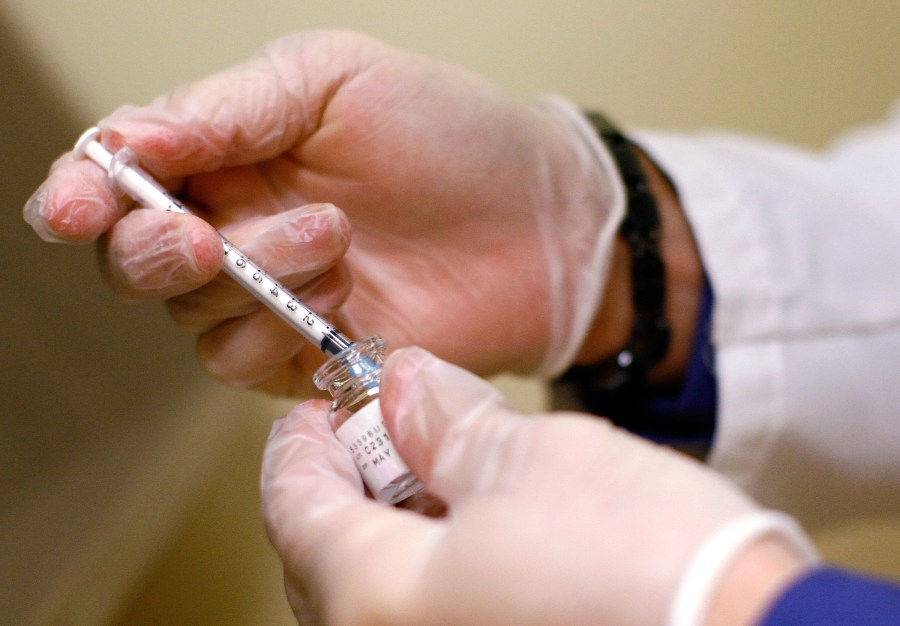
[73,126,353,356]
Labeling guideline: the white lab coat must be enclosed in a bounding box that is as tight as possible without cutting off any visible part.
[636,108,900,530]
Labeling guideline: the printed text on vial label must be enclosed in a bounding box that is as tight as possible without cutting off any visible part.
[334,399,412,494]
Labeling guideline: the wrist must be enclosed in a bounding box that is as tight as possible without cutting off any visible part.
[529,97,627,377]
[704,535,814,626]
[668,511,820,626]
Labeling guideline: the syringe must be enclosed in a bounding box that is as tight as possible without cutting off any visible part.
[73,126,353,357]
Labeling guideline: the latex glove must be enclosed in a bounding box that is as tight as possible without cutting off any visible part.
[24,31,622,394]
[262,347,816,626]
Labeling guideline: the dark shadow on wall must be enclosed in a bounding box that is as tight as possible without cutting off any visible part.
[0,16,213,621]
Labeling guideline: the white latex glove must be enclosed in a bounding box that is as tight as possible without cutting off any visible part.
[24,31,622,394]
[262,347,816,626]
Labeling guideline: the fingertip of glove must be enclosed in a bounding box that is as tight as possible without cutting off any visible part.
[380,347,436,425]
[98,112,159,154]
[383,347,439,395]
[271,398,333,438]
[267,416,287,442]
[385,345,433,374]
[23,182,67,243]
[98,114,193,176]
[186,219,225,277]
[25,160,125,244]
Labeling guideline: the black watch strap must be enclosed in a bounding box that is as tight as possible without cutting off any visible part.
[556,112,671,394]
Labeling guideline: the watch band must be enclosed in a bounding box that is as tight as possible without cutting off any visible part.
[557,111,671,393]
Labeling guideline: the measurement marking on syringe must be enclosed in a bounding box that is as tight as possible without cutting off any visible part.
[74,126,354,357]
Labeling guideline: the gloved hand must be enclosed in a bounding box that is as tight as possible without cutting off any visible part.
[262,347,816,626]
[24,31,623,395]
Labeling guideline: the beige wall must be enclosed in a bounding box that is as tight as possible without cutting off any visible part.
[6,1,900,145]
[2,2,899,624]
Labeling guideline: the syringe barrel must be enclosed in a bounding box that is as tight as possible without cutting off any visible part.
[75,128,353,356]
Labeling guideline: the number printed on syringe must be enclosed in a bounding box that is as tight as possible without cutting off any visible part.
[73,126,353,356]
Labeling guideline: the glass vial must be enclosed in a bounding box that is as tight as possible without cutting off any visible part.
[313,336,424,504]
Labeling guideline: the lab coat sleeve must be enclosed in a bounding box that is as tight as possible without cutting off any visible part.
[759,567,900,626]
[633,107,900,529]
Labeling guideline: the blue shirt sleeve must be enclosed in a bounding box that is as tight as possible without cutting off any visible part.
[760,567,900,626]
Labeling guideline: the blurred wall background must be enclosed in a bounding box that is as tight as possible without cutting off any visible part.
[2,1,899,624]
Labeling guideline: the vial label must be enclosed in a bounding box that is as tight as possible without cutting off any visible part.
[334,399,412,496]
